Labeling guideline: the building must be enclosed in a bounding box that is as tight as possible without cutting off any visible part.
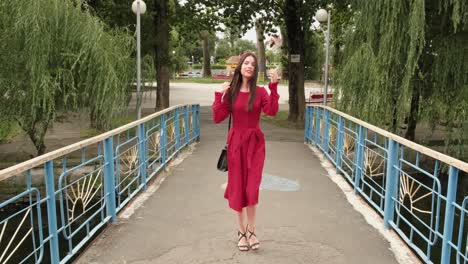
[265,34,283,52]
[225,56,240,76]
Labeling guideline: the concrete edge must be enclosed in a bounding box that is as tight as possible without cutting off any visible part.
[73,143,199,264]
[118,143,198,220]
[307,144,422,264]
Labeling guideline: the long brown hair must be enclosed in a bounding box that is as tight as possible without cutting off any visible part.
[226,52,258,111]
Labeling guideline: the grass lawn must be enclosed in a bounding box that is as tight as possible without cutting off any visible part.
[171,78,227,84]
[0,121,22,143]
[80,112,138,138]
[261,110,304,130]
[171,77,290,86]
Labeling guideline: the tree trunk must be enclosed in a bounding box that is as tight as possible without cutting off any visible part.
[279,25,289,81]
[405,46,432,141]
[154,0,170,111]
[405,83,420,141]
[90,108,97,129]
[391,95,398,133]
[18,115,50,156]
[256,21,267,80]
[284,0,305,123]
[201,31,212,77]
[89,106,109,130]
[333,42,342,68]
[228,28,238,54]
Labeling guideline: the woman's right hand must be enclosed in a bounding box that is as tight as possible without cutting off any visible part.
[218,82,230,94]
[268,69,280,84]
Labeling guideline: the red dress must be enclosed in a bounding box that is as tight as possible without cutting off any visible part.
[212,82,279,211]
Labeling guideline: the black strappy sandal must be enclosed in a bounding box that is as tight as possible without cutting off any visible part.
[237,231,250,251]
[246,225,260,250]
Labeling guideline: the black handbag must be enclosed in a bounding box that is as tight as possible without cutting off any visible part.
[217,114,231,172]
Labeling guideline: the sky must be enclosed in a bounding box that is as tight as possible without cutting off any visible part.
[242,27,257,42]
[215,25,258,43]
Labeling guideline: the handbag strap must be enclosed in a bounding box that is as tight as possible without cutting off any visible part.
[228,90,232,132]
[226,90,232,143]
[225,113,231,146]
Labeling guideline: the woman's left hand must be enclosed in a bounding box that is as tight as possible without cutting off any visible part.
[268,69,280,84]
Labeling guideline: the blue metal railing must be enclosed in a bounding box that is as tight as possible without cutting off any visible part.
[0,104,200,263]
[305,105,468,264]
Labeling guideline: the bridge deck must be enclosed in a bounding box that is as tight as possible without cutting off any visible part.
[76,106,406,264]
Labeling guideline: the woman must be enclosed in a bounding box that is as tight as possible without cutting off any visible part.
[212,52,279,251]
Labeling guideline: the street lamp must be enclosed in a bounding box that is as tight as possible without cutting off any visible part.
[172,50,176,78]
[132,0,147,119]
[315,8,330,106]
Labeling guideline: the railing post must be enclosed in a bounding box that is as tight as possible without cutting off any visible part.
[322,109,330,154]
[184,106,189,146]
[383,139,399,228]
[103,137,117,222]
[354,125,365,192]
[335,116,344,171]
[175,108,180,153]
[191,106,196,143]
[138,123,147,189]
[315,107,321,146]
[309,107,315,144]
[196,105,201,141]
[45,161,60,263]
[441,166,459,264]
[304,106,310,143]
[160,114,167,167]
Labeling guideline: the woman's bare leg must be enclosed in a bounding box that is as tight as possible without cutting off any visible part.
[237,209,247,232]
[237,209,249,250]
[246,205,260,249]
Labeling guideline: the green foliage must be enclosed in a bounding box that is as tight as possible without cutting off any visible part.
[424,33,468,158]
[86,0,156,59]
[0,120,21,143]
[337,0,428,125]
[215,38,232,61]
[174,1,221,75]
[233,39,256,55]
[142,54,157,82]
[172,54,189,74]
[0,0,134,154]
[192,64,225,70]
[215,36,256,61]
[266,50,280,65]
[211,64,226,69]
[304,31,324,80]
[336,0,468,159]
[328,2,354,68]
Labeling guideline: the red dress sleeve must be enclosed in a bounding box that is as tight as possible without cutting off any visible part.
[212,92,231,123]
[261,82,280,116]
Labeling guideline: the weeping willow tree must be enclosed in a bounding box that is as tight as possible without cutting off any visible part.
[336,0,468,159]
[0,0,134,155]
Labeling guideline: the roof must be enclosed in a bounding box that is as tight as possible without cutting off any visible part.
[266,35,283,51]
[226,56,240,64]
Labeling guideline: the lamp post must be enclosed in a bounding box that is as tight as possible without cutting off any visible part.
[132,0,147,119]
[172,50,176,78]
[316,8,330,106]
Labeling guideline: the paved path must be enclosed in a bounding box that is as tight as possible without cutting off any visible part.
[76,106,403,264]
